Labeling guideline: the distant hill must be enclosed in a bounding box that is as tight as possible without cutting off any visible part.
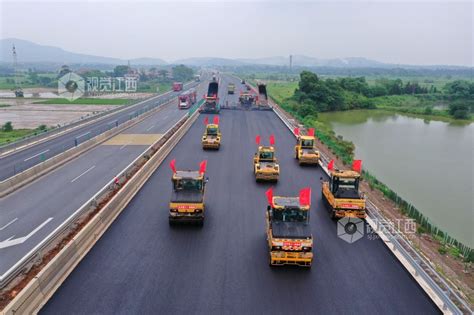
[173,57,246,67]
[0,38,167,65]
[237,55,388,68]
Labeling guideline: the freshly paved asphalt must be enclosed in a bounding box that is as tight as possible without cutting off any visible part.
[41,76,439,314]
[0,82,208,277]
[0,81,199,181]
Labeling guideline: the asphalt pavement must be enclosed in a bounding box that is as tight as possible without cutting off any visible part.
[41,75,439,314]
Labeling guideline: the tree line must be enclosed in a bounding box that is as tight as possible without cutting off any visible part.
[291,71,473,119]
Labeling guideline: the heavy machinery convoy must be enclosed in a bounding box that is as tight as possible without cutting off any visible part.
[294,128,320,165]
[169,159,208,225]
[322,160,367,219]
[265,187,313,267]
[255,82,272,110]
[202,116,221,150]
[253,135,280,182]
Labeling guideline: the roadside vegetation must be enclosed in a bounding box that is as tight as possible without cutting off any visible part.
[0,121,49,145]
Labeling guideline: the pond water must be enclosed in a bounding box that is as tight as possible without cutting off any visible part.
[320,110,473,247]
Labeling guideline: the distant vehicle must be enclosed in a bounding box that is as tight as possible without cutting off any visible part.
[202,116,221,150]
[238,92,255,109]
[246,84,251,91]
[227,83,235,94]
[256,82,271,110]
[212,74,217,81]
[172,82,183,92]
[200,81,220,114]
[178,88,197,109]
[169,160,208,225]
[294,128,320,165]
[322,160,366,219]
[194,74,201,82]
[265,187,313,267]
[253,135,279,182]
[241,79,245,84]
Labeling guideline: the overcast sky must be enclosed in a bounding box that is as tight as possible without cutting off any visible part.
[0,0,472,66]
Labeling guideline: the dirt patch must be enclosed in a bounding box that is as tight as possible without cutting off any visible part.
[0,98,121,129]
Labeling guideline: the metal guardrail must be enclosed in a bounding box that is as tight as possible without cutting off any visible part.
[270,97,471,314]
[0,103,198,290]
[0,81,198,156]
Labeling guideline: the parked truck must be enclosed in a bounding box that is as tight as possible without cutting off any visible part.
[178,88,197,109]
[200,81,220,114]
[265,187,313,267]
[169,159,208,225]
[173,82,183,92]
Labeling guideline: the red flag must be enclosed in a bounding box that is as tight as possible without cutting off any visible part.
[307,128,315,137]
[294,127,300,136]
[269,134,275,146]
[255,135,261,145]
[265,187,274,208]
[199,160,207,175]
[328,159,334,171]
[169,159,176,173]
[213,116,219,125]
[352,160,362,173]
[299,187,312,207]
[204,117,209,125]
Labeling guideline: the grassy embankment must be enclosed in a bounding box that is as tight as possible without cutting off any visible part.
[0,129,43,145]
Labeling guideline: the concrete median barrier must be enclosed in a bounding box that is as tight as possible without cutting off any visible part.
[1,110,199,314]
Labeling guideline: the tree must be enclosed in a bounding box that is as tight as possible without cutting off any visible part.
[2,121,13,132]
[58,65,71,78]
[114,65,130,77]
[172,65,194,82]
[158,69,168,78]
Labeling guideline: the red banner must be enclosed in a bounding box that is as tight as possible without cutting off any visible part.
[352,160,362,173]
[307,128,315,137]
[169,159,176,173]
[299,187,312,207]
[204,117,209,125]
[199,160,207,175]
[255,135,261,145]
[213,116,219,125]
[328,159,334,171]
[265,187,274,208]
[294,127,300,136]
[269,134,275,146]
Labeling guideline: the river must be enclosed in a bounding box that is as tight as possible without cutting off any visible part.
[319,110,473,248]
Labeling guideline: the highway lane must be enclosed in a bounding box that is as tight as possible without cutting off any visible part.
[0,81,200,182]
[42,76,438,314]
[0,82,208,276]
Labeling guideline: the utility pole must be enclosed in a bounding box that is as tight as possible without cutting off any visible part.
[12,44,24,97]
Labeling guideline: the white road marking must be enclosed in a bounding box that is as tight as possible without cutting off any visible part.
[24,149,50,162]
[0,217,53,249]
[146,124,155,131]
[0,218,18,231]
[77,131,91,139]
[71,165,96,183]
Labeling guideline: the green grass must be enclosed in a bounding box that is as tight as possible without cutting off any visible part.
[34,98,132,105]
[0,129,37,145]
[266,81,298,103]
